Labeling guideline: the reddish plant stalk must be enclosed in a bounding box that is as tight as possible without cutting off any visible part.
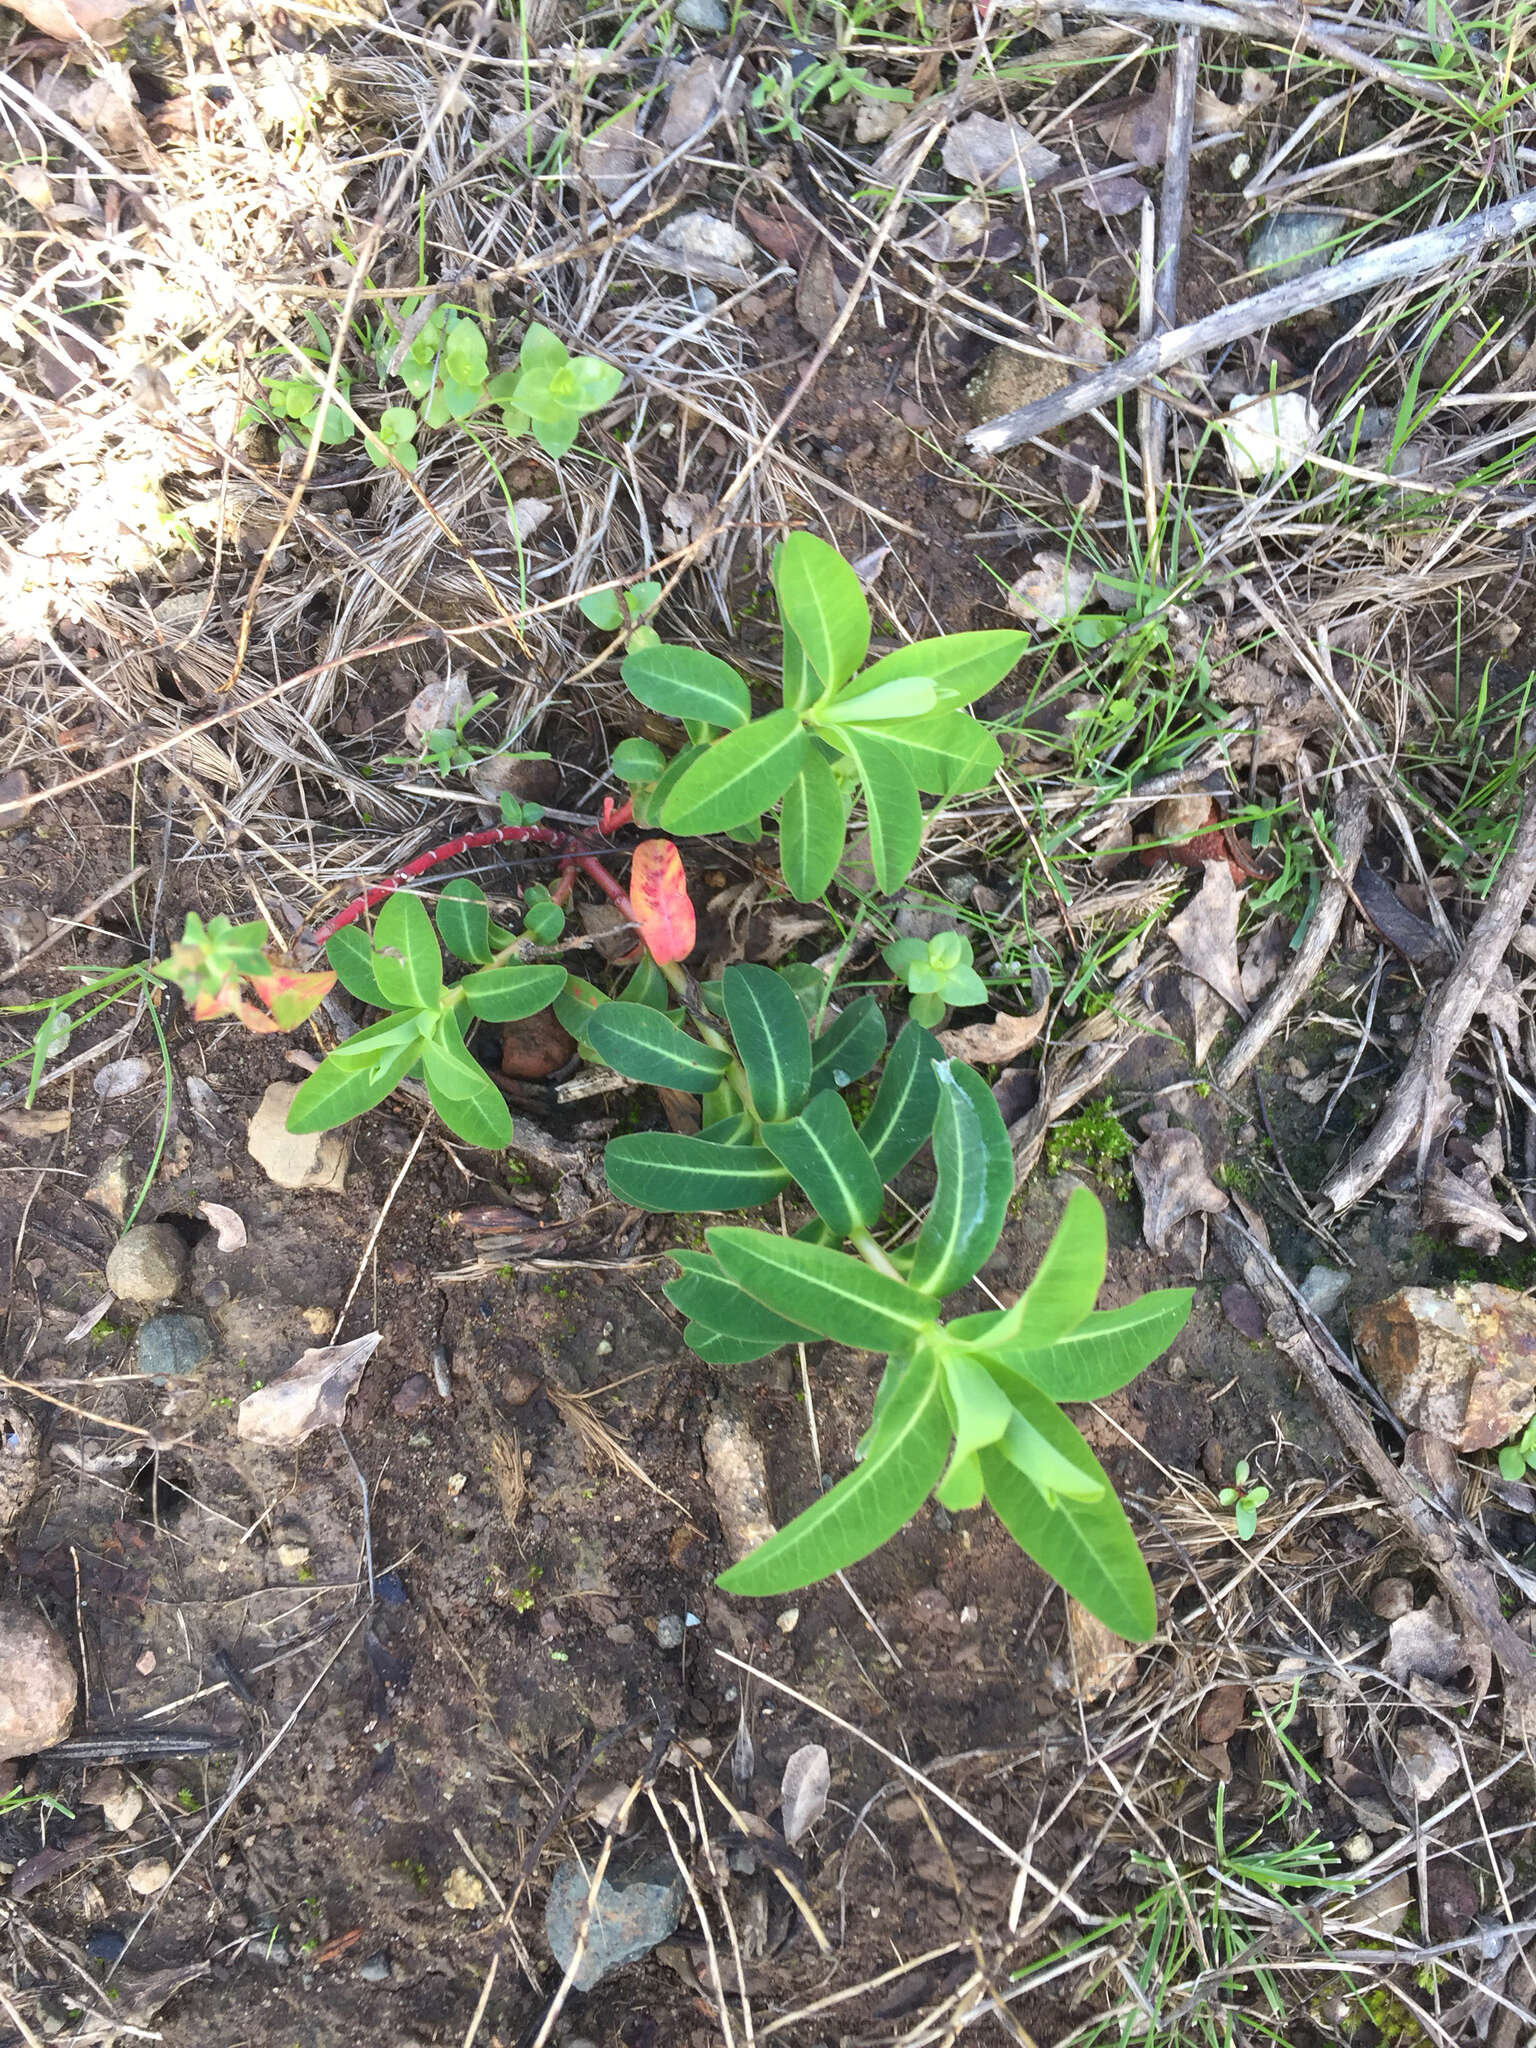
[312,821,637,948]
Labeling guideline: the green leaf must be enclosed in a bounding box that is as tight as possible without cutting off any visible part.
[660,708,810,835]
[458,964,567,1022]
[858,1019,942,1179]
[871,713,1004,797]
[843,631,1028,713]
[587,1004,731,1092]
[717,1355,949,1595]
[567,355,623,408]
[983,1187,1107,1349]
[325,924,386,1007]
[666,1254,820,1345]
[908,1061,1013,1297]
[951,1290,1193,1402]
[978,1385,1155,1640]
[286,1037,420,1134]
[707,1229,939,1353]
[581,588,626,630]
[604,1132,791,1212]
[554,975,604,1045]
[778,747,846,903]
[839,727,924,893]
[611,737,666,783]
[422,1045,514,1148]
[809,995,886,1095]
[721,963,811,1123]
[781,623,823,715]
[319,1009,426,1068]
[937,1450,985,1512]
[772,531,870,695]
[369,892,442,1010]
[520,323,567,373]
[819,676,937,726]
[761,1090,883,1235]
[436,878,493,965]
[621,646,751,731]
[685,1324,785,1364]
[1499,1445,1528,1482]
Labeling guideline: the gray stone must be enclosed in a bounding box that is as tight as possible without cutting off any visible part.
[1247,209,1346,284]
[246,1082,347,1193]
[1299,1265,1350,1319]
[545,1855,684,1990]
[0,1601,76,1761]
[675,0,727,27]
[138,1312,214,1379]
[655,1613,685,1651]
[358,1953,391,1983]
[106,1222,188,1304]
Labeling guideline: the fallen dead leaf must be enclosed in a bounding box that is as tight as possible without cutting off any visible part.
[7,0,131,37]
[1390,1723,1459,1803]
[660,55,743,152]
[937,1007,1047,1064]
[1421,1160,1526,1255]
[1007,550,1099,629]
[941,112,1059,191]
[1167,862,1249,1019]
[1067,1598,1139,1700]
[93,1057,151,1100]
[199,1201,247,1252]
[1239,913,1290,1003]
[1132,1127,1229,1255]
[237,1333,381,1448]
[1196,1682,1248,1744]
[1381,1598,1473,1689]
[780,1743,830,1849]
[403,672,475,750]
[0,1106,71,1138]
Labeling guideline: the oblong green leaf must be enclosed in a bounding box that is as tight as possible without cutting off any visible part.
[458,963,567,1022]
[286,1037,420,1134]
[621,645,751,730]
[665,1256,820,1345]
[436,878,493,964]
[779,747,846,903]
[773,531,870,695]
[909,1061,1013,1297]
[587,1004,732,1092]
[686,1323,786,1365]
[321,1010,426,1067]
[325,924,387,1007]
[858,1019,942,1179]
[983,1187,1107,1349]
[809,995,886,1095]
[841,631,1028,713]
[369,891,442,1010]
[781,622,823,715]
[660,708,810,835]
[634,741,706,827]
[554,975,604,1045]
[839,726,923,893]
[423,1051,514,1149]
[604,1132,790,1212]
[721,963,812,1123]
[761,1090,883,1236]
[707,1228,939,1353]
[977,1384,1155,1640]
[818,676,937,726]
[952,1290,1193,1401]
[869,712,1004,797]
[717,1356,949,1596]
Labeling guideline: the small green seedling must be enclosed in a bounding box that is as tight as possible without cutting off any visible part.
[397,306,494,427]
[385,690,501,778]
[288,884,566,1149]
[1497,1414,1536,1483]
[578,959,1192,1638]
[618,531,1026,894]
[490,322,624,458]
[750,51,910,141]
[883,930,988,1026]
[580,578,663,649]
[247,361,353,448]
[365,405,420,472]
[1219,1458,1270,1541]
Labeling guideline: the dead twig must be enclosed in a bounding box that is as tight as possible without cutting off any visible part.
[1320,783,1536,1211]
[968,186,1536,451]
[1146,25,1200,503]
[1217,788,1370,1089]
[1209,1211,1536,1714]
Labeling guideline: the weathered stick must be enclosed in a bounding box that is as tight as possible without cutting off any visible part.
[1320,783,1536,1213]
[967,187,1536,453]
[1145,25,1200,497]
[1217,788,1369,1089]
[1212,1211,1536,1713]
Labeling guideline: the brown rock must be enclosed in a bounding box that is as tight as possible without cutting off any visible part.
[1354,1284,1536,1449]
[0,1603,76,1761]
[500,1007,576,1081]
[392,1373,433,1419]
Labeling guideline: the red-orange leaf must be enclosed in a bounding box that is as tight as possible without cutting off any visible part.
[248,967,335,1031]
[629,839,695,965]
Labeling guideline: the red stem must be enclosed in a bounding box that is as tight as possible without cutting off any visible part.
[311,821,637,948]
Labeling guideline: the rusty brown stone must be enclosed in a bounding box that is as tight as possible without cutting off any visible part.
[1353,1284,1536,1450]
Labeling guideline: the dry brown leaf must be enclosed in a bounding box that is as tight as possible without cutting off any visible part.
[1183,974,1230,1068]
[937,1007,1047,1064]
[237,1333,380,1448]
[780,1743,830,1849]
[660,55,743,152]
[0,1106,71,1138]
[1239,914,1290,1003]
[1167,861,1249,1018]
[1067,1599,1139,1699]
[1382,1599,1474,1689]
[941,112,1059,191]
[1132,1127,1229,1254]
[403,672,474,749]
[199,1201,247,1252]
[7,0,131,37]
[1007,550,1099,629]
[1421,1161,1526,1255]
[1095,68,1174,166]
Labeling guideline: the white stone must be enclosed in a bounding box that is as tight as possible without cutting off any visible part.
[1223,390,1318,481]
[126,1857,172,1896]
[656,210,756,270]
[246,1083,347,1193]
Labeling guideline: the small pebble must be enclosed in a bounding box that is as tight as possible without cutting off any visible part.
[136,1649,156,1676]
[655,1614,685,1650]
[431,1345,452,1399]
[443,1866,485,1911]
[358,1952,391,1983]
[1342,1831,1373,1864]
[776,1608,799,1634]
[1299,1265,1350,1320]
[375,1570,407,1608]
[126,1858,172,1896]
[302,1306,334,1337]
[102,1783,144,1832]
[202,1278,231,1309]
[675,0,727,27]
[1370,1576,1415,1620]
[392,1373,433,1419]
[106,1223,188,1305]
[137,1311,213,1380]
